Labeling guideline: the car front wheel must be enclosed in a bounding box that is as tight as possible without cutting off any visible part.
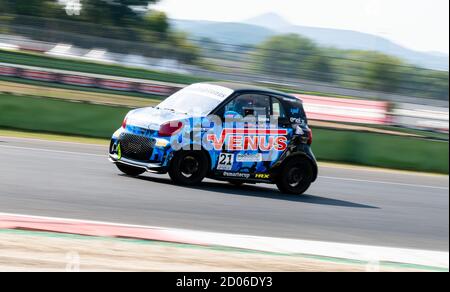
[169,151,209,186]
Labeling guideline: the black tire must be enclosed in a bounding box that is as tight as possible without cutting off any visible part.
[116,163,146,176]
[276,157,313,195]
[169,151,209,186]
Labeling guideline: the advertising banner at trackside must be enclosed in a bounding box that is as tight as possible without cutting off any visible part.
[0,63,181,96]
[21,70,58,82]
[293,94,390,125]
[0,66,17,76]
[61,75,96,87]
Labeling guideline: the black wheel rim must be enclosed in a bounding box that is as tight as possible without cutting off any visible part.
[180,155,200,178]
[287,167,304,188]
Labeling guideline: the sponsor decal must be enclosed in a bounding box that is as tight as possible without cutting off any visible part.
[290,117,303,124]
[222,172,251,179]
[255,173,270,179]
[207,128,288,151]
[295,125,305,135]
[154,138,169,148]
[117,143,122,160]
[236,153,263,162]
[217,153,234,171]
[186,83,234,100]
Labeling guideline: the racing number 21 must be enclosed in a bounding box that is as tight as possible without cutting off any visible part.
[218,153,234,171]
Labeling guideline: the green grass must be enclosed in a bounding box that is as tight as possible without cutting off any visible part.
[313,128,449,173]
[0,94,129,138]
[0,50,209,85]
[0,93,448,173]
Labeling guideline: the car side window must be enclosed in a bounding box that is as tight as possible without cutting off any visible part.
[271,97,287,120]
[224,94,271,118]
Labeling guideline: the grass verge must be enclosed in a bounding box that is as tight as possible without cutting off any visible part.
[0,94,129,138]
[0,80,160,108]
[313,128,448,174]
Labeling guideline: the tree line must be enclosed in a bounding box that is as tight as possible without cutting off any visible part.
[253,34,448,99]
[0,0,200,63]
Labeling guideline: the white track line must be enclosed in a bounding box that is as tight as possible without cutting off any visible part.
[0,135,106,147]
[0,212,447,269]
[319,176,449,190]
[0,145,105,157]
[0,144,447,190]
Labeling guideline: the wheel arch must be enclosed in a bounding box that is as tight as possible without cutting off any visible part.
[272,152,318,182]
[169,146,213,173]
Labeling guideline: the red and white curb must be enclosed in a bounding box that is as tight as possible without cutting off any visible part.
[0,212,447,269]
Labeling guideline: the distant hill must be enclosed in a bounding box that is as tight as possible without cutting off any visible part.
[171,14,449,71]
[172,19,275,46]
[244,13,292,31]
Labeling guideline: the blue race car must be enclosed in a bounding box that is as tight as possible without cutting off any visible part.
[109,82,317,195]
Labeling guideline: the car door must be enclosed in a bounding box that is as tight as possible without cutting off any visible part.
[214,93,273,176]
[261,95,293,171]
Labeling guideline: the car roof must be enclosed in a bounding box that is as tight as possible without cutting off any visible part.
[202,82,299,101]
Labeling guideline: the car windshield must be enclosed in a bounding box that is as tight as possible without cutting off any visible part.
[157,83,234,115]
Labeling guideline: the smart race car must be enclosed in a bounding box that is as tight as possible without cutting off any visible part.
[109,82,318,195]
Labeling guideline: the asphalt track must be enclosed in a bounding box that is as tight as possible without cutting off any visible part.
[0,136,448,251]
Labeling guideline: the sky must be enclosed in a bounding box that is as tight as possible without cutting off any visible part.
[150,0,449,54]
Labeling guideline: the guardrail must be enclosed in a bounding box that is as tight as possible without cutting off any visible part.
[0,62,182,96]
[392,103,449,133]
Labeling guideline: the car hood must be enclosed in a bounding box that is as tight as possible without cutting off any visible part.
[126,107,190,131]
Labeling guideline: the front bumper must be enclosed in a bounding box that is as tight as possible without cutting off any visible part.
[109,154,166,172]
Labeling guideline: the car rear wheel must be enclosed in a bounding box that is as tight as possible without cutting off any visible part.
[276,158,313,195]
[169,151,209,186]
[116,163,146,177]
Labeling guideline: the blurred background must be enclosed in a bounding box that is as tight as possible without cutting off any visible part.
[0,0,448,173]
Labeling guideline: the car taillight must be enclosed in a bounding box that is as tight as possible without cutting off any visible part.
[307,128,313,145]
[159,121,183,137]
[121,117,128,129]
